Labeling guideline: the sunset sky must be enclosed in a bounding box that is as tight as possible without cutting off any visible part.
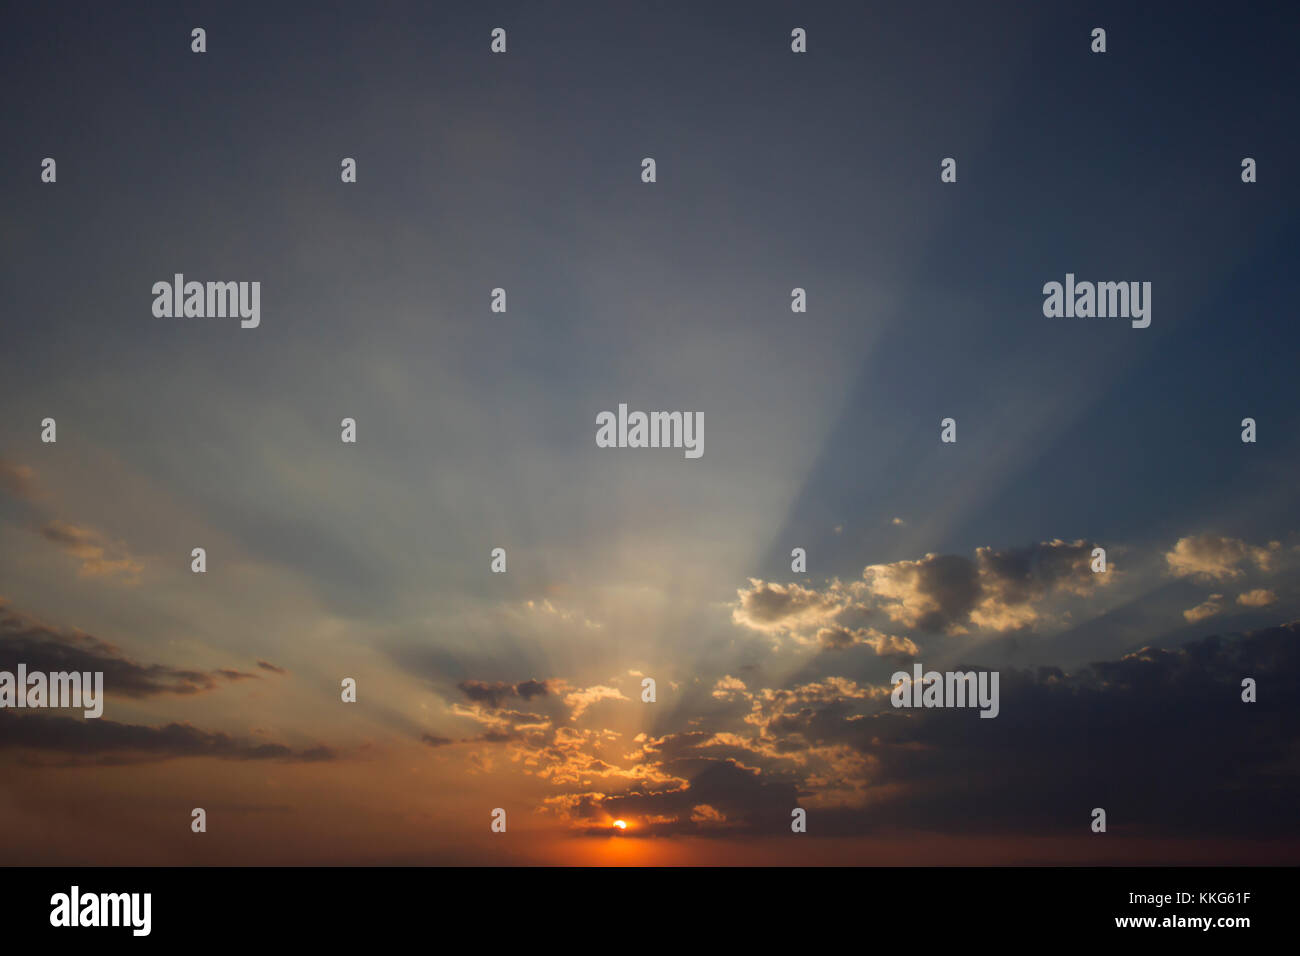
[2,1,1298,865]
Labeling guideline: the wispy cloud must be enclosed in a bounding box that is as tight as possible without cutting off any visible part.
[1,599,262,697]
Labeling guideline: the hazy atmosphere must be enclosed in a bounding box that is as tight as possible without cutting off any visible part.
[2,0,1298,864]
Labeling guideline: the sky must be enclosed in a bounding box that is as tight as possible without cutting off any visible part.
[1,0,1298,865]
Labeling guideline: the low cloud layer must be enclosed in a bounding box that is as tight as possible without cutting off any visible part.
[0,710,335,766]
[526,621,1300,839]
[0,599,260,696]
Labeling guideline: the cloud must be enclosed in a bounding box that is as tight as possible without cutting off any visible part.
[733,538,1107,643]
[0,710,336,765]
[0,600,260,698]
[969,538,1102,629]
[690,804,729,825]
[815,626,918,655]
[456,678,549,709]
[801,623,1300,836]
[564,684,628,720]
[215,668,257,681]
[39,520,142,580]
[711,675,747,700]
[1165,534,1279,581]
[1183,595,1224,623]
[731,580,841,634]
[1238,589,1277,608]
[522,599,602,630]
[515,679,548,700]
[581,759,802,836]
[0,462,145,582]
[864,552,980,631]
[537,620,1300,841]
[256,659,288,675]
[0,459,38,500]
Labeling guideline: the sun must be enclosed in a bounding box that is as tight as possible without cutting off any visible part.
[612,819,627,830]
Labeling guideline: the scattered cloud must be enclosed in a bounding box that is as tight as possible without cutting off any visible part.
[1238,589,1277,608]
[39,520,142,580]
[1183,594,1224,623]
[0,600,264,698]
[564,684,628,720]
[1165,534,1279,581]
[734,538,1108,643]
[457,679,550,709]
